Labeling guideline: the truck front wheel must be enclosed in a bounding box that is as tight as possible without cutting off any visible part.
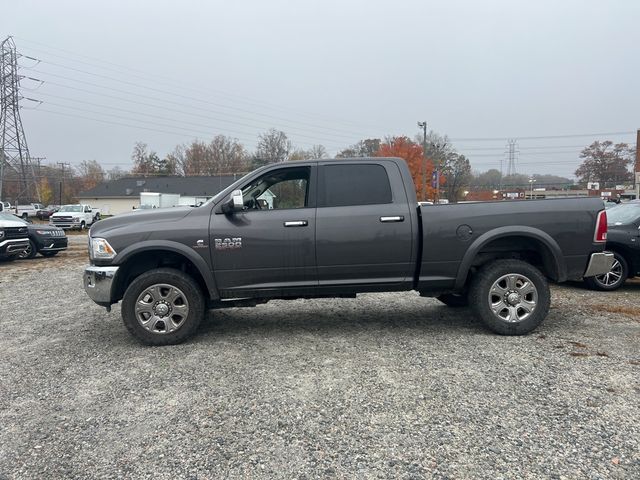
[121,268,205,346]
[469,259,550,335]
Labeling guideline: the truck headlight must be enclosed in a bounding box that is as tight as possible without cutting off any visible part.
[0,230,4,239]
[73,217,80,222]
[90,237,117,260]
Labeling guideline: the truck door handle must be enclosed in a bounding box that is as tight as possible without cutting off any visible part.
[284,220,308,227]
[380,216,404,223]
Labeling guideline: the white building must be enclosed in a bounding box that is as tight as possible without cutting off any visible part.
[77,175,241,215]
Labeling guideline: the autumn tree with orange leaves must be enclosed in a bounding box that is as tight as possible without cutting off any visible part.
[376,136,442,201]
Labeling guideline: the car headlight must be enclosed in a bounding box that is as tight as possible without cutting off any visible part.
[0,230,4,239]
[35,230,53,235]
[73,217,80,222]
[90,237,117,260]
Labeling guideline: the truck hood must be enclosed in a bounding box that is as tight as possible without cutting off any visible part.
[51,211,82,217]
[89,207,194,237]
[0,218,27,228]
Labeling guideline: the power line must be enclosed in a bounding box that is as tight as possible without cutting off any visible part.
[452,131,636,142]
[14,36,380,132]
[32,90,350,148]
[23,57,372,140]
[26,70,360,147]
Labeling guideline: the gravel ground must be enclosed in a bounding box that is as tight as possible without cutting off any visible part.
[1,237,639,479]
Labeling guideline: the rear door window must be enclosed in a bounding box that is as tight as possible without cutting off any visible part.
[319,164,392,207]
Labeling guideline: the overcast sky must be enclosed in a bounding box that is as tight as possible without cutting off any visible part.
[4,0,639,178]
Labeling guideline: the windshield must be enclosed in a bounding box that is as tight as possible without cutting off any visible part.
[0,212,26,224]
[59,205,83,212]
[607,204,640,225]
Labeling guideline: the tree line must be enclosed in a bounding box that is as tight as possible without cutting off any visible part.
[9,128,635,205]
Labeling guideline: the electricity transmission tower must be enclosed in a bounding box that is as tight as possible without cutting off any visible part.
[0,36,40,201]
[505,139,518,177]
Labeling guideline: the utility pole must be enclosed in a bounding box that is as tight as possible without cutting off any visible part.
[635,129,639,200]
[0,36,41,202]
[57,162,70,205]
[417,121,427,201]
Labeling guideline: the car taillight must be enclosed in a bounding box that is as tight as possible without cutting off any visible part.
[594,210,607,243]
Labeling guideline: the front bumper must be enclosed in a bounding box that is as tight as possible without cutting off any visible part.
[36,237,68,252]
[83,265,119,306]
[583,252,615,277]
[50,221,83,230]
[0,238,29,256]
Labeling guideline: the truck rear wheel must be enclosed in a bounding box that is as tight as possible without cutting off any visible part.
[121,268,205,346]
[469,259,550,335]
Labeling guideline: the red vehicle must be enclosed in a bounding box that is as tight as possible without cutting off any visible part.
[36,205,60,220]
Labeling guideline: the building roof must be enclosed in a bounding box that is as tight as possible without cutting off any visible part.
[78,175,241,199]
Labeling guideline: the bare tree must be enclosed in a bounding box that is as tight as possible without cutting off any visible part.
[336,138,380,158]
[107,166,128,181]
[442,153,472,202]
[75,160,105,191]
[253,129,291,167]
[209,135,249,174]
[289,144,328,161]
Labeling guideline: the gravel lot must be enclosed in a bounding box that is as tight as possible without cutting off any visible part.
[1,236,639,479]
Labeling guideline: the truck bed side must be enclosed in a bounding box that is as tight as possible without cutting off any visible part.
[416,197,606,293]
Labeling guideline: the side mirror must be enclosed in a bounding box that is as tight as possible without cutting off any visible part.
[222,189,244,214]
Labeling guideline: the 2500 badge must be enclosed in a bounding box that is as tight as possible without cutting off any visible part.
[214,237,242,250]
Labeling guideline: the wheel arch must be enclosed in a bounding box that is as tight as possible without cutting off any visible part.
[112,240,218,303]
[455,226,566,290]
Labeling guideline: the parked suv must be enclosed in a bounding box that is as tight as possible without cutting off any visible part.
[0,213,68,259]
[0,213,29,261]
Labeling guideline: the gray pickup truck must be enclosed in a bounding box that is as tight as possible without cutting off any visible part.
[83,157,612,345]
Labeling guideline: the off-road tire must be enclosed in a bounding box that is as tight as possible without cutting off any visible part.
[469,259,550,335]
[122,268,205,346]
[436,293,469,307]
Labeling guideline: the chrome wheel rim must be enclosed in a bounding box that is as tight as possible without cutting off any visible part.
[18,243,31,259]
[488,273,537,323]
[135,284,190,334]
[595,259,623,287]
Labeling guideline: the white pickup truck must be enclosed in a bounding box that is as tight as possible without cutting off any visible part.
[14,203,45,220]
[50,204,101,230]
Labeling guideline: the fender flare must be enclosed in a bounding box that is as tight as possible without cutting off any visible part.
[454,226,567,289]
[114,240,219,299]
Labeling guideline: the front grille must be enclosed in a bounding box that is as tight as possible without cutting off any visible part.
[51,230,65,237]
[52,216,73,223]
[4,227,28,239]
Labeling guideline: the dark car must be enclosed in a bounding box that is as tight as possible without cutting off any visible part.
[0,213,68,259]
[36,205,60,220]
[584,202,640,290]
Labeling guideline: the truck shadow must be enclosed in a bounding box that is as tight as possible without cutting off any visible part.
[195,301,488,340]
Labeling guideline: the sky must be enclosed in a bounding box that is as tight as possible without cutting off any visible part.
[3,0,639,179]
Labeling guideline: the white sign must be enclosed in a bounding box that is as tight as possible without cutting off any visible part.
[587,182,600,190]
[601,191,612,197]
[506,192,519,199]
